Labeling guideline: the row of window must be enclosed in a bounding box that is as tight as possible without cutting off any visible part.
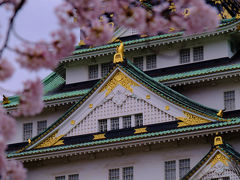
[89,62,111,80]
[133,54,157,71]
[180,46,204,64]
[23,120,47,141]
[99,114,143,132]
[165,159,190,180]
[55,174,79,180]
[109,167,133,180]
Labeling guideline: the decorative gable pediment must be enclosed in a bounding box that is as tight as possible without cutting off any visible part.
[25,65,220,151]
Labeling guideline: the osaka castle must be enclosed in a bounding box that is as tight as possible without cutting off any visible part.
[3,1,240,180]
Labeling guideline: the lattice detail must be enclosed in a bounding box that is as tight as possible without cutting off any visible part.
[200,163,239,180]
[67,96,176,136]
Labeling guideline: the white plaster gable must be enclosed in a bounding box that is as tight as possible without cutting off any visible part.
[28,67,218,150]
[190,150,239,180]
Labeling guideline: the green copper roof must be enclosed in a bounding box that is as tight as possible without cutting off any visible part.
[154,63,240,82]
[70,18,238,56]
[42,72,65,94]
[8,118,240,158]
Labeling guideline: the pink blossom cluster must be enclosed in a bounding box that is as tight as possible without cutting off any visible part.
[0,58,14,81]
[0,107,26,180]
[14,78,43,116]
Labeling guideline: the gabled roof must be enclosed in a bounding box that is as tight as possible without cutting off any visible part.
[11,59,236,155]
[182,138,240,180]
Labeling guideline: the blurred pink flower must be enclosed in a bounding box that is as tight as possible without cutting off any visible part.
[0,59,14,81]
[6,160,27,180]
[15,78,43,116]
[81,18,113,46]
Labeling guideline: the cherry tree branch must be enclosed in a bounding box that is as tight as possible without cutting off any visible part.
[0,0,26,59]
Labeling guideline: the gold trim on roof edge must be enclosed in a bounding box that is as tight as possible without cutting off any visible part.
[99,71,139,96]
[209,152,229,167]
[35,130,64,149]
[177,111,212,127]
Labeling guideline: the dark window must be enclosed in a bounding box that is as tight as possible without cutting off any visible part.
[101,63,111,77]
[111,117,119,130]
[133,56,144,70]
[224,91,235,111]
[123,116,131,128]
[179,159,190,179]
[68,174,79,180]
[165,161,176,180]
[193,46,204,61]
[89,64,98,79]
[99,119,107,132]
[23,123,33,141]
[146,54,157,70]
[123,167,133,180]
[37,120,47,134]
[180,48,190,64]
[109,168,120,180]
[135,114,143,127]
[55,176,65,180]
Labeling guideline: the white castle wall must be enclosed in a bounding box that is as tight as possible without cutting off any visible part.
[178,78,240,111]
[67,96,176,137]
[26,138,240,180]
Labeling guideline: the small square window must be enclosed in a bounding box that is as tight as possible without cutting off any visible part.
[89,65,98,79]
[23,123,33,141]
[101,63,111,77]
[193,46,204,61]
[111,118,119,130]
[123,167,133,180]
[165,161,176,180]
[133,56,144,70]
[224,91,235,111]
[55,176,65,180]
[146,55,156,70]
[179,159,190,179]
[99,119,107,132]
[123,116,131,128]
[109,168,120,180]
[180,48,190,64]
[37,120,47,134]
[135,114,143,127]
[68,174,79,180]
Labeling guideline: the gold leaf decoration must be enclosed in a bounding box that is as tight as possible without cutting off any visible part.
[177,111,211,127]
[134,127,147,134]
[93,133,106,140]
[35,131,64,149]
[99,71,139,97]
[209,152,229,167]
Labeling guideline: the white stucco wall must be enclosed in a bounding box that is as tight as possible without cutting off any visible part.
[26,140,212,180]
[9,106,71,144]
[177,78,240,110]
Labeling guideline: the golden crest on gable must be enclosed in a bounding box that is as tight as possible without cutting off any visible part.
[99,71,139,96]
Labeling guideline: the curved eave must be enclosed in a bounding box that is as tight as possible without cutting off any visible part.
[60,18,240,64]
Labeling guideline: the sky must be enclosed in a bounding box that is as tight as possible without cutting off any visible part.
[0,0,62,96]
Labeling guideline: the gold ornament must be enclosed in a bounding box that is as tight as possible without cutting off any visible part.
[71,120,75,125]
[93,133,106,140]
[113,41,124,63]
[35,130,64,149]
[146,95,150,99]
[134,127,147,134]
[2,95,10,105]
[165,106,170,111]
[177,111,211,127]
[214,136,223,146]
[209,152,229,167]
[99,71,139,96]
[89,104,93,108]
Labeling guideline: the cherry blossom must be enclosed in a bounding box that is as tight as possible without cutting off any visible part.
[0,58,14,81]
[15,78,43,116]
[81,18,114,46]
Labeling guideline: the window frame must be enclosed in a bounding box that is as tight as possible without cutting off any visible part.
[146,54,157,70]
[122,166,133,180]
[109,168,120,180]
[179,159,190,179]
[23,122,33,141]
[133,56,144,71]
[193,46,204,62]
[165,160,176,180]
[122,116,132,129]
[135,114,143,127]
[88,64,99,80]
[224,90,235,111]
[180,48,190,64]
[68,174,79,180]
[101,62,111,77]
[55,176,65,180]
[111,117,119,130]
[37,120,47,134]
[98,119,108,132]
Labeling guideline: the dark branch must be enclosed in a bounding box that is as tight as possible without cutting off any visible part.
[0,0,26,59]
